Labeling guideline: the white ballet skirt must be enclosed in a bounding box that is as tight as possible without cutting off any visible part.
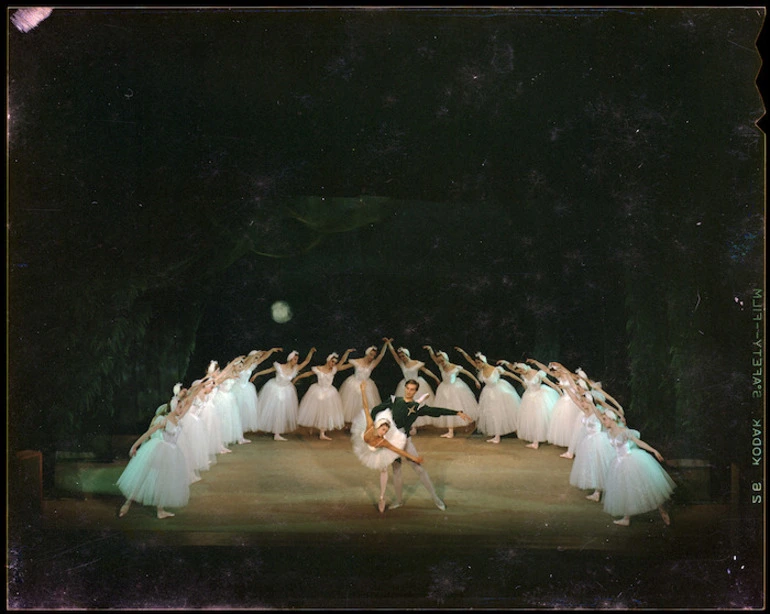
[116,418,190,509]
[566,410,587,456]
[517,370,559,444]
[350,408,408,470]
[257,362,299,434]
[569,414,614,490]
[339,363,382,422]
[602,428,676,517]
[432,366,479,428]
[476,366,520,436]
[195,391,224,459]
[548,381,583,447]
[395,362,436,428]
[213,378,243,445]
[297,366,346,431]
[233,368,259,433]
[178,409,210,480]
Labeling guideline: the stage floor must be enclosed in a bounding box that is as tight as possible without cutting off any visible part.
[8,427,765,609]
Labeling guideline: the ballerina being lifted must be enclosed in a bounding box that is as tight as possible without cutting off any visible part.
[350,382,424,513]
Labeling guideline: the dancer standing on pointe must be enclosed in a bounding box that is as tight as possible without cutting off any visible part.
[339,341,388,426]
[351,382,425,513]
[424,345,480,438]
[369,379,472,510]
[296,349,354,440]
[253,348,316,440]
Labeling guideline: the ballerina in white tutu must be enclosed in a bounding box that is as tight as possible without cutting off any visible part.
[455,347,521,443]
[350,382,425,513]
[253,348,316,440]
[231,349,280,435]
[524,360,583,449]
[599,408,675,527]
[209,359,248,446]
[387,339,441,435]
[565,387,615,503]
[173,382,209,484]
[338,342,388,424]
[500,359,560,449]
[117,396,190,519]
[295,349,354,440]
[423,345,480,438]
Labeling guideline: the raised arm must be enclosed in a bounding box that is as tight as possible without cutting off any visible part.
[369,340,390,368]
[454,346,476,369]
[423,345,442,367]
[256,347,283,367]
[296,347,317,371]
[627,431,665,462]
[386,339,402,365]
[250,366,276,382]
[526,358,551,373]
[500,369,525,386]
[360,381,374,430]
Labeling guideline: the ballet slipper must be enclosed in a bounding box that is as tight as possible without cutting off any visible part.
[435,499,447,512]
[389,501,404,510]
[440,431,454,439]
[191,475,202,484]
[486,436,500,444]
[560,452,574,459]
[586,491,601,502]
[613,517,630,526]
[319,433,332,441]
[157,509,175,519]
[219,447,232,454]
[274,433,287,441]
[119,502,130,518]
[238,438,251,444]
[378,497,386,513]
[525,442,539,449]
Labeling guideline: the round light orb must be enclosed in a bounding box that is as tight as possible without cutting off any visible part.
[271,300,293,324]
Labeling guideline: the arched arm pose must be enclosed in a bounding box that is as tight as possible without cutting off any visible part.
[387,339,441,386]
[453,346,479,371]
[495,360,527,386]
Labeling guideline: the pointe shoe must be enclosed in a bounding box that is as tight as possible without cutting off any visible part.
[613,517,630,526]
[440,431,454,439]
[435,499,447,511]
[486,437,500,444]
[238,438,251,444]
[119,503,130,518]
[378,497,386,513]
[157,510,175,519]
[274,433,287,441]
[586,492,601,502]
[525,442,539,449]
[219,448,232,454]
[389,501,404,510]
[560,452,574,459]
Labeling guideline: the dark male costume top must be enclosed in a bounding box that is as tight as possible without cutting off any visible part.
[370,395,461,435]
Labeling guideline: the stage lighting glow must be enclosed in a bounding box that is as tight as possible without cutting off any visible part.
[271,300,292,324]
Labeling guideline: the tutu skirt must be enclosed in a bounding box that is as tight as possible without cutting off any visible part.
[234,381,260,433]
[569,430,614,490]
[602,449,676,516]
[340,376,381,422]
[433,379,479,427]
[476,381,519,436]
[257,379,299,434]
[350,409,407,470]
[297,383,346,431]
[116,439,190,508]
[547,393,582,447]
[518,387,558,443]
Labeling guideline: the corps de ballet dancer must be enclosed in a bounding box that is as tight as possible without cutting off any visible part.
[296,349,354,440]
[338,342,388,425]
[424,345,480,438]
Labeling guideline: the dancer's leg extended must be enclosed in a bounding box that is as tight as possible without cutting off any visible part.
[404,439,446,511]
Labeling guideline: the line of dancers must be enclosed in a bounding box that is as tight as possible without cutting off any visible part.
[115,340,676,526]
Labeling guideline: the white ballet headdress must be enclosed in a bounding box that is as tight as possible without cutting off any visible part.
[327,352,339,362]
[248,349,259,356]
[192,379,202,386]
[374,417,391,430]
[576,368,588,380]
[155,403,169,416]
[593,381,603,389]
[397,347,410,357]
[287,350,299,361]
[516,362,531,372]
[475,352,487,363]
[603,408,619,421]
[207,360,218,375]
[366,345,377,354]
[173,382,183,396]
[577,378,590,390]
[438,351,449,362]
[170,397,179,411]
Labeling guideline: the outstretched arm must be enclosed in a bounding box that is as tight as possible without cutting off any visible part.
[458,367,482,389]
[297,347,317,371]
[293,371,316,383]
[376,438,424,464]
[627,431,665,462]
[420,365,442,386]
[129,421,164,457]
[526,358,550,372]
[454,346,476,369]
[250,366,276,382]
[360,382,374,430]
[423,345,442,367]
[368,340,389,369]
[501,370,525,386]
[386,340,401,365]
[256,347,283,367]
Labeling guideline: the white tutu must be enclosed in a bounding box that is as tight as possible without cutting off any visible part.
[350,409,407,470]
[257,363,299,434]
[569,415,614,490]
[566,410,587,456]
[518,372,559,443]
[195,392,223,459]
[116,420,190,509]
[339,366,381,422]
[476,367,520,436]
[178,411,210,478]
[233,369,259,433]
[297,367,345,431]
[602,429,676,517]
[212,379,243,445]
[547,389,582,447]
[432,367,479,427]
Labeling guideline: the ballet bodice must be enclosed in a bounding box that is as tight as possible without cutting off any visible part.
[161,418,182,445]
[590,389,606,403]
[353,363,374,381]
[583,413,601,435]
[400,362,424,379]
[239,369,254,387]
[312,366,337,387]
[274,362,298,386]
[219,378,236,393]
[479,366,502,385]
[523,370,546,390]
[608,429,632,458]
[441,365,461,384]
